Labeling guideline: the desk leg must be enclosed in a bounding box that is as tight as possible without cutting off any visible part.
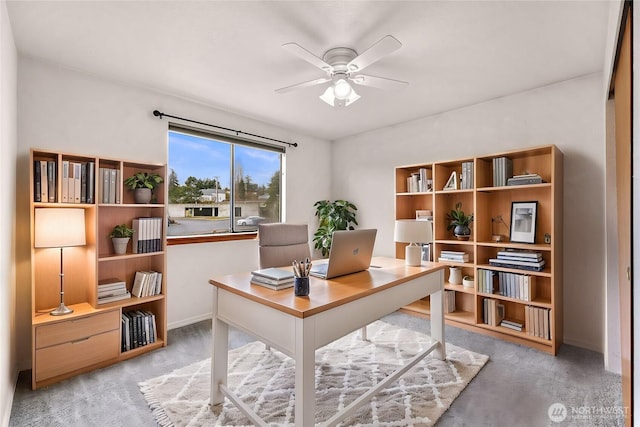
[430,283,446,360]
[211,287,229,406]
[294,317,316,427]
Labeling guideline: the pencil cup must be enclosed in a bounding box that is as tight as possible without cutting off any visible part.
[294,277,309,296]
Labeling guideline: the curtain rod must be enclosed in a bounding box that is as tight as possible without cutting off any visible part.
[152,110,298,148]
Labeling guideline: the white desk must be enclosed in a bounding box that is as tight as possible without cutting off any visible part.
[208,256,445,426]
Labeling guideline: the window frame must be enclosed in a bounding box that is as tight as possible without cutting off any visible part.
[167,124,285,245]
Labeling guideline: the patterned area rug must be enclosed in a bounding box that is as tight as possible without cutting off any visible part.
[139,320,488,426]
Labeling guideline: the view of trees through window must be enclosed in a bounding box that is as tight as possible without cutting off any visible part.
[167,128,283,237]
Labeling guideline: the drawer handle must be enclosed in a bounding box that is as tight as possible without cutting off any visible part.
[71,337,90,344]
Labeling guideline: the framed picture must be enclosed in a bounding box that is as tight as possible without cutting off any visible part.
[416,209,432,221]
[510,201,538,244]
[443,171,458,191]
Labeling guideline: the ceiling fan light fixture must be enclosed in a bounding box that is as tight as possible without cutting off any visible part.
[333,77,352,100]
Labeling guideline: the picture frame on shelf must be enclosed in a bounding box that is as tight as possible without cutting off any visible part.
[416,210,432,221]
[510,201,538,244]
[443,171,458,191]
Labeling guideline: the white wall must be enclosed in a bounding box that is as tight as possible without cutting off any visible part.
[332,74,606,353]
[0,1,18,425]
[15,57,332,368]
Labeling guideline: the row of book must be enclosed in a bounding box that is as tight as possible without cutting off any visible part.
[121,310,157,352]
[61,160,95,204]
[460,161,474,190]
[444,290,456,314]
[438,250,469,263]
[97,278,131,305]
[33,160,57,203]
[250,267,294,290]
[526,306,552,340]
[132,270,163,298]
[492,156,513,187]
[99,167,120,204]
[406,168,432,193]
[483,298,505,327]
[496,271,536,301]
[488,249,546,272]
[477,269,496,294]
[132,217,163,253]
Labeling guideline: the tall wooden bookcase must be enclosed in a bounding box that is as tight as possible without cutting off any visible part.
[395,145,563,354]
[30,149,167,389]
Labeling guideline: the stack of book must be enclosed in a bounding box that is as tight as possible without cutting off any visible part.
[444,290,456,314]
[121,310,157,352]
[477,269,495,294]
[492,156,513,187]
[250,268,295,290]
[500,319,524,332]
[483,298,505,326]
[132,217,163,253]
[525,306,551,339]
[460,161,474,189]
[131,270,162,297]
[507,173,543,186]
[489,250,545,272]
[98,278,131,304]
[438,250,469,263]
[497,271,536,301]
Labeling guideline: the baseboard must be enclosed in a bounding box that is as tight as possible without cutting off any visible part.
[168,312,212,330]
[1,365,19,427]
[563,336,603,354]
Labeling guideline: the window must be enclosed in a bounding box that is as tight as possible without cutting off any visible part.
[167,126,284,239]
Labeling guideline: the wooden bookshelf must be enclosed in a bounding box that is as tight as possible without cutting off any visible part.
[395,145,563,355]
[29,149,167,389]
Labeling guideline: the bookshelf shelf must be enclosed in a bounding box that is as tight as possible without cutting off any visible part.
[395,144,562,355]
[29,149,167,389]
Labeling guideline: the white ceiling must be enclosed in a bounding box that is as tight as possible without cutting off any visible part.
[7,1,610,141]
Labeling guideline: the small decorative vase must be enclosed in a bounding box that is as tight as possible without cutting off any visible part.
[134,188,152,204]
[448,267,462,285]
[463,275,474,288]
[112,237,130,255]
[294,277,309,296]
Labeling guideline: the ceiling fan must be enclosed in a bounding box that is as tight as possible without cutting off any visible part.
[275,35,408,107]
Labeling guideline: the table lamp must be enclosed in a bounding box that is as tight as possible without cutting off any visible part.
[394,219,433,266]
[35,208,86,316]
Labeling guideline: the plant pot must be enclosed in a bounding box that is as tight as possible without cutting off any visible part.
[112,237,130,255]
[453,224,470,237]
[133,188,152,204]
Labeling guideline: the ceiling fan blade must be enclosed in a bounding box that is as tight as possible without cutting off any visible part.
[275,76,332,94]
[350,74,408,90]
[347,35,402,73]
[282,42,334,73]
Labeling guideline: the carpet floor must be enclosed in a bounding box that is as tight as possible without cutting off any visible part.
[139,320,488,426]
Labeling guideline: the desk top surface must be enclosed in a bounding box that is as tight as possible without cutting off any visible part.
[208,257,445,318]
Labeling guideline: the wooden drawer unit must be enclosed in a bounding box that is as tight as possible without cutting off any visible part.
[34,309,120,384]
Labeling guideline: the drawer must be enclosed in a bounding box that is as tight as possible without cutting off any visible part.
[35,310,119,349]
[35,329,120,382]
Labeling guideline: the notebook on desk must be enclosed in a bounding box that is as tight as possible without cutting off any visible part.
[310,229,377,279]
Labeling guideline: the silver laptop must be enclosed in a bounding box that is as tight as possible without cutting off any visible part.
[310,229,377,279]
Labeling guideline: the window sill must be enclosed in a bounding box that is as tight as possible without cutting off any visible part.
[167,232,258,246]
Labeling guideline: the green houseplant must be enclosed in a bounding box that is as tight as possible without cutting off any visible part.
[313,200,358,257]
[124,172,164,204]
[109,224,134,255]
[446,202,473,239]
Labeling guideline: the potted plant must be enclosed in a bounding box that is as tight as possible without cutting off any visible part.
[313,199,358,257]
[110,223,134,255]
[124,172,164,204]
[446,202,473,240]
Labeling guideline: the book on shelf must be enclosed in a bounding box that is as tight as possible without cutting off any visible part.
[251,268,295,281]
[132,217,163,254]
[98,292,132,304]
[492,157,513,187]
[483,299,505,327]
[98,278,131,304]
[121,310,157,352]
[438,250,469,263]
[444,290,456,314]
[461,161,474,190]
[525,306,551,339]
[497,249,543,260]
[489,258,545,272]
[478,269,495,294]
[500,319,523,331]
[496,271,536,301]
[34,160,57,203]
[131,270,162,298]
[507,174,543,186]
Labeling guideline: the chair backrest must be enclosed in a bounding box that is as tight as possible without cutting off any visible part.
[258,223,311,269]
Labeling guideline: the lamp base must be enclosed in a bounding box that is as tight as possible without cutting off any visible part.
[405,244,422,267]
[50,303,73,316]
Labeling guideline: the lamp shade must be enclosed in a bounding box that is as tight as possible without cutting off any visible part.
[394,219,433,244]
[35,208,86,248]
